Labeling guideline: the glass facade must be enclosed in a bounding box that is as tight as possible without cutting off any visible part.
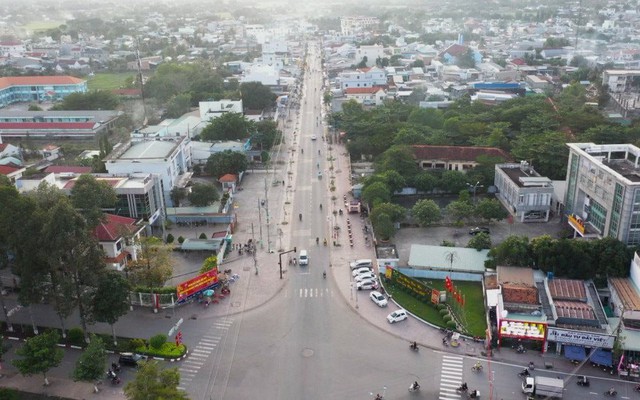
[565,153,579,213]
[588,198,607,233]
[629,190,640,245]
[608,183,624,238]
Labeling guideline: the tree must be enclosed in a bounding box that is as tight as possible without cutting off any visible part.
[124,360,189,400]
[439,171,468,193]
[170,187,187,207]
[51,90,119,110]
[372,213,395,240]
[412,172,438,192]
[200,255,218,273]
[188,183,220,207]
[200,112,253,141]
[13,330,64,386]
[468,232,491,250]
[370,202,406,224]
[70,174,117,228]
[73,335,107,393]
[412,199,442,226]
[164,93,192,118]
[457,48,477,68]
[487,235,532,267]
[204,150,248,178]
[240,81,277,110]
[446,200,474,223]
[475,199,508,221]
[361,181,391,207]
[376,145,420,178]
[380,170,407,194]
[93,272,131,345]
[126,237,172,311]
[252,120,280,150]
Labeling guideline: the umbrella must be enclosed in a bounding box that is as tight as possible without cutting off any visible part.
[203,289,214,297]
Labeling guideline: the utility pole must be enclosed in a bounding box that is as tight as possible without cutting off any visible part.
[257,198,263,247]
[264,178,272,253]
[251,223,258,275]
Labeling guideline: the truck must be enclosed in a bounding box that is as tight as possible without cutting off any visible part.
[522,376,563,398]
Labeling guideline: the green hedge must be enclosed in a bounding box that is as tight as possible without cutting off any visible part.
[132,286,177,294]
[136,342,186,358]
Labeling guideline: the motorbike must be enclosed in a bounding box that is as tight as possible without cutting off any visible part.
[469,390,480,399]
[576,376,590,387]
[604,389,617,397]
[299,213,302,221]
[518,369,530,378]
[409,343,419,351]
[634,385,640,392]
[456,384,468,393]
[323,271,326,279]
[471,364,483,372]
[107,370,121,385]
[516,345,526,354]
[408,383,420,392]
[323,238,327,246]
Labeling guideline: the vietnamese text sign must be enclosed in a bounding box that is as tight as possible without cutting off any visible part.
[177,269,218,299]
[431,289,440,305]
[499,319,546,340]
[547,327,615,348]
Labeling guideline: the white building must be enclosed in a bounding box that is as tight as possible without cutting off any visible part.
[199,100,243,122]
[337,67,387,90]
[340,17,379,36]
[355,45,385,67]
[344,87,387,106]
[494,162,554,222]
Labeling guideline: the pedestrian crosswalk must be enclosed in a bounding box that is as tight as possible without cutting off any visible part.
[177,318,233,390]
[289,288,332,298]
[439,355,464,400]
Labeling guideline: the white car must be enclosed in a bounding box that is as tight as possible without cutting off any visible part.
[352,267,373,277]
[354,272,377,282]
[387,309,408,323]
[369,291,388,307]
[311,135,317,140]
[357,279,378,291]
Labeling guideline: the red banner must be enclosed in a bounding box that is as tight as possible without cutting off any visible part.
[177,269,218,299]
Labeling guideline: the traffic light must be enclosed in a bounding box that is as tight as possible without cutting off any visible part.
[445,276,453,292]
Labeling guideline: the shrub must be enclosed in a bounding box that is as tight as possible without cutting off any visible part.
[439,308,449,316]
[149,334,167,349]
[68,327,85,346]
[446,320,457,329]
[166,234,175,243]
[0,388,20,400]
[178,236,185,244]
[136,342,187,358]
[199,233,207,239]
[443,314,452,322]
[437,303,447,310]
[129,338,146,351]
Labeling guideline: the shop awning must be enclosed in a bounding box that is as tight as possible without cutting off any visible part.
[590,348,613,367]
[564,345,587,361]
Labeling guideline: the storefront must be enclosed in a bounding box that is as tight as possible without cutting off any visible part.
[498,319,547,351]
[546,327,615,367]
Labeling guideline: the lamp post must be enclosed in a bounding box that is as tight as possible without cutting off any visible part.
[278,247,297,279]
[467,181,484,204]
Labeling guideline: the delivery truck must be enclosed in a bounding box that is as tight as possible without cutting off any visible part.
[522,376,564,398]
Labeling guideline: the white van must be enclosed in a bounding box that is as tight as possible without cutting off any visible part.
[350,259,373,270]
[299,250,309,266]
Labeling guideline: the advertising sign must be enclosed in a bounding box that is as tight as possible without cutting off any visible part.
[177,269,218,299]
[499,319,546,340]
[431,289,440,305]
[547,327,615,348]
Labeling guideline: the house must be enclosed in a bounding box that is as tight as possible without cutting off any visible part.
[218,174,238,192]
[439,44,481,66]
[0,143,21,159]
[94,214,145,271]
[0,76,87,108]
[39,145,62,161]
[355,45,385,67]
[0,164,25,184]
[0,110,121,139]
[412,145,511,172]
[199,100,243,122]
[494,162,553,222]
[344,87,386,106]
[337,67,388,90]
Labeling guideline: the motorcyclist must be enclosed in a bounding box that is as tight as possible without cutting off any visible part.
[521,368,530,376]
[608,387,616,395]
[323,271,326,279]
[316,237,319,245]
[412,381,420,390]
[459,382,468,391]
[470,390,478,398]
[410,341,417,350]
[323,238,327,246]
[319,203,322,210]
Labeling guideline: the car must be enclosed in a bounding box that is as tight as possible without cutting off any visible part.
[469,227,490,235]
[352,267,373,277]
[118,353,145,367]
[357,279,378,290]
[349,259,373,270]
[355,272,377,282]
[311,135,317,140]
[318,171,322,179]
[387,309,408,323]
[369,291,388,307]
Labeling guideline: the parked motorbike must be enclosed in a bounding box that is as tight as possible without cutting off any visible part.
[604,388,617,397]
[576,376,590,387]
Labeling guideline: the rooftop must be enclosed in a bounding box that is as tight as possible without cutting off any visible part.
[497,265,535,287]
[412,145,511,162]
[568,143,640,184]
[408,245,488,273]
[610,277,640,311]
[498,163,552,188]
[118,140,179,160]
[0,75,85,90]
[548,279,587,301]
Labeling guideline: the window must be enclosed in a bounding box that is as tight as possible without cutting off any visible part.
[588,198,607,233]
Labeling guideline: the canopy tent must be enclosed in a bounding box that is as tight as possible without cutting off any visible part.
[589,348,613,367]
[564,345,587,361]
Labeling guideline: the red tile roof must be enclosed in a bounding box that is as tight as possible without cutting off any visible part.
[610,277,640,311]
[44,166,92,174]
[218,174,237,183]
[345,87,382,95]
[440,44,468,58]
[94,214,140,242]
[0,165,20,175]
[555,300,596,320]
[0,144,7,151]
[0,122,95,130]
[412,145,511,162]
[0,76,85,90]
[548,279,586,301]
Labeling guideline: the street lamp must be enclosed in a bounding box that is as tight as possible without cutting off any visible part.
[466,181,484,204]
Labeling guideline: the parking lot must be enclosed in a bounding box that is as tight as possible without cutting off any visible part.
[392,217,566,266]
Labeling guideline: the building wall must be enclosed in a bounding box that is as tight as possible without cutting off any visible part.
[0,81,87,108]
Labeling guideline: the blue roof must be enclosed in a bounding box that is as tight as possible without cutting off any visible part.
[470,82,522,90]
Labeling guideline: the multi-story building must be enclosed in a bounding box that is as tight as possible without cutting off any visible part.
[494,162,553,222]
[199,100,243,122]
[602,70,640,93]
[0,76,87,108]
[355,45,385,67]
[0,110,121,139]
[564,143,640,245]
[340,17,379,36]
[337,67,387,90]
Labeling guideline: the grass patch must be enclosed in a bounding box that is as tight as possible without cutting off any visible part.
[23,21,64,32]
[87,72,135,91]
[385,278,487,337]
[136,343,186,358]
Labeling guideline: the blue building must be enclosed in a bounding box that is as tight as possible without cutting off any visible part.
[0,75,87,108]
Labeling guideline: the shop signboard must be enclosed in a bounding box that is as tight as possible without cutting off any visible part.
[547,327,615,348]
[177,269,218,299]
[499,319,546,340]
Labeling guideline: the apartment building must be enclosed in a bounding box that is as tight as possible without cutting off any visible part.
[565,143,640,244]
[0,76,87,108]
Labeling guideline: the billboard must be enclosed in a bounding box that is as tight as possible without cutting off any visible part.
[177,269,218,299]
